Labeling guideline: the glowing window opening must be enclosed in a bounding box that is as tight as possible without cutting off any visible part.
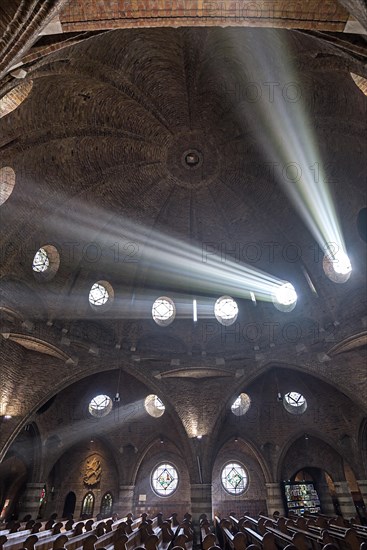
[231,393,251,416]
[88,394,112,418]
[145,394,165,417]
[214,296,238,326]
[221,462,248,495]
[81,493,94,516]
[152,297,176,326]
[284,392,307,415]
[151,463,178,496]
[323,248,352,284]
[272,282,297,312]
[89,282,109,306]
[32,248,50,272]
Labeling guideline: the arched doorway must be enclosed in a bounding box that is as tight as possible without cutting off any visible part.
[62,491,76,518]
[290,467,338,516]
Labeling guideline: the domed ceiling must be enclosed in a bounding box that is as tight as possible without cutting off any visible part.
[0,27,366,442]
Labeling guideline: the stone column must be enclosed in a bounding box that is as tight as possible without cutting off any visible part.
[265,483,285,516]
[316,480,335,515]
[356,480,367,506]
[190,483,212,522]
[18,483,45,520]
[334,481,356,519]
[116,484,135,517]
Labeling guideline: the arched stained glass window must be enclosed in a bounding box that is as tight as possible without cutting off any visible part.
[100,492,113,517]
[81,492,94,517]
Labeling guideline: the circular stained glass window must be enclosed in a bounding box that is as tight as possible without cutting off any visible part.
[151,463,178,497]
[323,248,352,284]
[89,281,114,310]
[272,282,297,312]
[231,393,251,416]
[152,296,176,326]
[32,245,60,281]
[145,394,165,417]
[88,394,113,418]
[221,462,248,495]
[214,296,238,326]
[283,391,307,415]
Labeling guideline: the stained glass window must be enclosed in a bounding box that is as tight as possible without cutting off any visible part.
[272,282,297,312]
[214,296,238,326]
[100,492,113,517]
[231,393,251,416]
[32,245,60,280]
[152,297,176,326]
[81,493,94,516]
[284,392,307,414]
[32,248,50,272]
[145,394,165,417]
[89,281,114,308]
[221,462,248,495]
[151,463,178,496]
[88,394,113,418]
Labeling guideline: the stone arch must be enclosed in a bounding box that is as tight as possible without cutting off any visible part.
[212,436,270,517]
[279,433,345,482]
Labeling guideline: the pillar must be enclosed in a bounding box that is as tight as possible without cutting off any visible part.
[265,483,285,516]
[356,480,367,506]
[116,484,134,517]
[316,480,335,515]
[334,481,356,519]
[190,483,212,522]
[18,482,45,520]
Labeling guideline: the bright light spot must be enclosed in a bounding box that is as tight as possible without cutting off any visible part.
[32,248,50,272]
[231,393,251,416]
[275,283,297,306]
[88,394,112,417]
[214,296,238,326]
[4,415,12,420]
[193,299,197,322]
[145,394,165,417]
[89,282,109,306]
[152,296,176,326]
[196,435,202,439]
[332,250,352,275]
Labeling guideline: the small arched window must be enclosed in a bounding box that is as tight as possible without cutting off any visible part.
[100,492,113,517]
[81,492,94,517]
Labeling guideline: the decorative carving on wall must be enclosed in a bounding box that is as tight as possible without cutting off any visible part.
[83,456,102,486]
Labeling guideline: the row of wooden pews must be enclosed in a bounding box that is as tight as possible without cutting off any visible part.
[214,512,367,550]
[0,512,197,550]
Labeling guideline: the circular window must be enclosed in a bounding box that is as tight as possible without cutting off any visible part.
[214,296,238,326]
[145,394,165,418]
[357,208,367,243]
[89,281,114,310]
[272,282,297,312]
[221,462,248,495]
[32,245,60,281]
[283,392,307,415]
[323,248,352,283]
[0,166,16,206]
[151,463,178,497]
[231,393,251,416]
[152,296,176,326]
[88,394,113,418]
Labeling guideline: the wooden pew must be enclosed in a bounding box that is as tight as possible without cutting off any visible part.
[215,519,247,550]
